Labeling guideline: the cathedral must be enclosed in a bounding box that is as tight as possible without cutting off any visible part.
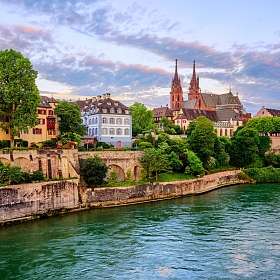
[153,60,251,137]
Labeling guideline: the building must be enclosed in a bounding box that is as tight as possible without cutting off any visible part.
[153,60,250,137]
[0,96,59,146]
[256,107,280,117]
[79,93,132,147]
[256,107,280,153]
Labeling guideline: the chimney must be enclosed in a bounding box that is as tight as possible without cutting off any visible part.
[97,95,102,101]
[106,93,111,98]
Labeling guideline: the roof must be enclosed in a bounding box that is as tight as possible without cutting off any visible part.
[39,96,56,108]
[153,106,174,118]
[183,99,196,109]
[216,107,244,121]
[78,95,129,115]
[201,92,241,108]
[181,108,218,121]
[265,108,280,116]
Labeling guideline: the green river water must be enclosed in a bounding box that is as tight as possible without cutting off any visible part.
[0,183,280,280]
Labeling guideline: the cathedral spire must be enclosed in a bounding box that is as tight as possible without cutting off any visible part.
[170,59,184,110]
[173,59,179,82]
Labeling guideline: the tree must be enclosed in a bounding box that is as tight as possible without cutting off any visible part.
[0,49,40,146]
[185,150,204,176]
[80,156,108,186]
[140,148,170,182]
[130,102,155,136]
[214,137,230,167]
[55,101,85,136]
[160,117,181,135]
[187,117,216,167]
[168,151,183,172]
[230,127,260,167]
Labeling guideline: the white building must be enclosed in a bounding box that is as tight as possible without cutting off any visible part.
[79,93,132,147]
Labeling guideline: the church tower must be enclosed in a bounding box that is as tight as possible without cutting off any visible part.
[170,59,184,110]
[188,60,201,101]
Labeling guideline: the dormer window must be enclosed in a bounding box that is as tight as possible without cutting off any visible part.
[102,108,107,113]
[110,108,115,113]
[117,108,122,114]
[125,110,129,114]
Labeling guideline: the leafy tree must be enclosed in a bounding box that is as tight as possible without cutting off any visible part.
[187,117,216,167]
[140,148,170,181]
[160,117,181,135]
[130,102,155,136]
[246,116,276,133]
[55,101,85,136]
[230,127,260,167]
[168,151,183,172]
[60,132,82,145]
[80,156,108,186]
[258,136,271,158]
[185,150,204,176]
[0,49,40,146]
[214,137,230,167]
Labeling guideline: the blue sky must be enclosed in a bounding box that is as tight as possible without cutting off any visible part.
[1,0,280,112]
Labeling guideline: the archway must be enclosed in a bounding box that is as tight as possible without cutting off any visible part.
[13,157,33,172]
[0,157,10,165]
[108,164,125,181]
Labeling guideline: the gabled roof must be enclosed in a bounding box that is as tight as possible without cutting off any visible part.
[200,92,241,108]
[265,108,280,116]
[153,106,174,117]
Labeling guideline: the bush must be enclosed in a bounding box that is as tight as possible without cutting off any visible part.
[14,139,28,148]
[244,167,280,183]
[185,150,204,176]
[80,156,108,187]
[31,170,45,181]
[0,163,10,186]
[0,140,10,149]
[265,153,280,168]
[138,141,153,150]
[41,139,57,148]
[96,141,114,149]
[9,166,26,185]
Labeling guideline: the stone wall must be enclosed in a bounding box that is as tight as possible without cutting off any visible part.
[83,170,249,207]
[0,179,79,225]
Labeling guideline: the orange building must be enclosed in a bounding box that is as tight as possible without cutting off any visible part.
[0,96,59,146]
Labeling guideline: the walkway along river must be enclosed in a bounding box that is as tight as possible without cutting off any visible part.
[0,183,280,279]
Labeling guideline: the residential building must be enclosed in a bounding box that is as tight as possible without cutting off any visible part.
[0,96,59,146]
[153,60,251,137]
[79,93,132,147]
[256,107,280,117]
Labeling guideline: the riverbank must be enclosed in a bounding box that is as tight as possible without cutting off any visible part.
[0,170,251,226]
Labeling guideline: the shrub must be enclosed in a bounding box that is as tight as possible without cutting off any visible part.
[265,153,280,168]
[31,170,45,182]
[244,167,280,183]
[96,141,114,149]
[80,156,108,187]
[138,141,153,150]
[14,139,28,148]
[9,166,26,185]
[0,140,10,149]
[0,163,10,186]
[185,150,204,176]
[41,139,57,148]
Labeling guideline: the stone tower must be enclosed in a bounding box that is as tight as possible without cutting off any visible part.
[188,60,201,101]
[170,59,184,110]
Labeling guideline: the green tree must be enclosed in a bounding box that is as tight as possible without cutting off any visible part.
[130,102,155,136]
[55,101,85,136]
[187,117,216,167]
[230,127,260,167]
[214,137,230,167]
[80,156,108,186]
[160,117,181,135]
[185,150,204,176]
[168,151,183,172]
[140,148,170,181]
[0,49,40,146]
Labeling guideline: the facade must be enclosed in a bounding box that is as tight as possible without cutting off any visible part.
[256,107,280,117]
[79,93,132,147]
[0,96,59,145]
[153,60,250,137]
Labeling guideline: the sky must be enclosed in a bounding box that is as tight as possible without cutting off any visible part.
[1,0,280,113]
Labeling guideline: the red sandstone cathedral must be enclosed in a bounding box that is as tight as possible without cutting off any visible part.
[153,60,251,136]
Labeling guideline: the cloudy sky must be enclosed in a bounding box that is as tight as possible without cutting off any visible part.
[1,0,280,112]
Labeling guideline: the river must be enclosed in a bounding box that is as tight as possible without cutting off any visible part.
[0,184,280,280]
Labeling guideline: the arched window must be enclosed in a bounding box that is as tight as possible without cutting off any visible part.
[109,128,115,135]
[102,128,108,135]
[124,128,130,135]
[88,128,91,136]
[116,118,122,125]
[89,119,92,125]
[109,118,115,124]
[95,128,98,135]
[225,129,228,136]
[124,118,129,125]
[116,128,122,135]
[102,117,107,124]
[110,108,115,113]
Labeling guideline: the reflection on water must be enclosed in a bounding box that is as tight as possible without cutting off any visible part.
[0,184,280,279]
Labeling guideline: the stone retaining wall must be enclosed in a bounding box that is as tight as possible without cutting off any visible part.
[0,179,80,225]
[84,170,249,207]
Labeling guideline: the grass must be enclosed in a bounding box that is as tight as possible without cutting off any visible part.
[158,172,194,182]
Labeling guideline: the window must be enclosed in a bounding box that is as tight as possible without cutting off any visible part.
[110,108,115,113]
[116,118,122,125]
[33,128,42,135]
[124,118,129,125]
[125,110,129,115]
[102,128,108,135]
[109,118,115,124]
[38,109,46,115]
[88,128,91,136]
[109,128,115,135]
[89,119,92,125]
[124,128,130,135]
[48,110,54,115]
[117,108,122,114]
[102,117,107,124]
[95,128,98,135]
[102,108,107,113]
[116,128,122,135]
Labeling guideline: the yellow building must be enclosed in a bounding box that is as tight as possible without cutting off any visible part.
[0,96,59,146]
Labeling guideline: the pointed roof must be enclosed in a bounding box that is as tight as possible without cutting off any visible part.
[172,59,180,84]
